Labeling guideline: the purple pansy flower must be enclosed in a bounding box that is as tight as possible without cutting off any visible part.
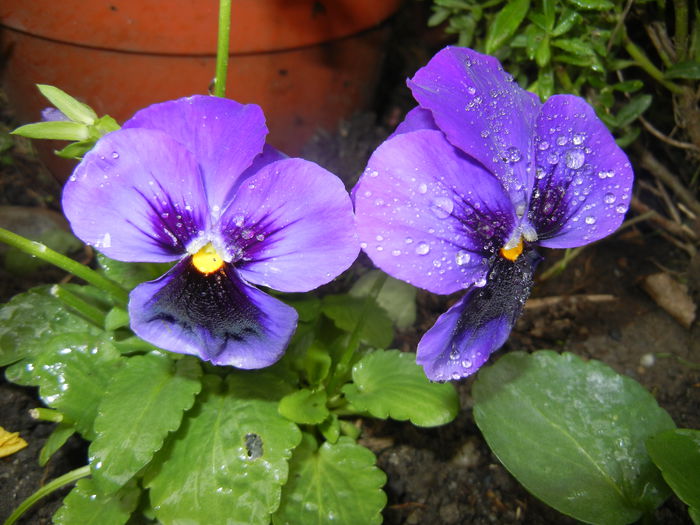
[354,47,633,381]
[63,95,358,369]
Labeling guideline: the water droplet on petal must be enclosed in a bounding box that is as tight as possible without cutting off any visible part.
[504,146,521,163]
[616,204,627,214]
[415,242,430,255]
[572,132,586,145]
[111,151,119,159]
[417,183,428,194]
[241,229,254,240]
[584,216,596,224]
[455,250,471,266]
[604,193,616,204]
[391,249,401,256]
[404,237,414,244]
[565,149,585,169]
[598,170,614,179]
[430,196,454,219]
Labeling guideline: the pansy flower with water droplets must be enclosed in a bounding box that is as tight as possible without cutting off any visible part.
[63,95,358,368]
[354,47,633,381]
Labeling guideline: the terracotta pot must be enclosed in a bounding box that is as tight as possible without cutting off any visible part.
[0,0,401,179]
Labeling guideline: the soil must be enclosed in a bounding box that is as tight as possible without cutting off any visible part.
[1,4,698,525]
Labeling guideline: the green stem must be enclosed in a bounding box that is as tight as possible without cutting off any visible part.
[214,0,232,97]
[624,37,685,94]
[51,284,107,327]
[29,408,64,423]
[3,465,90,525]
[674,0,689,61]
[0,228,128,304]
[326,274,388,396]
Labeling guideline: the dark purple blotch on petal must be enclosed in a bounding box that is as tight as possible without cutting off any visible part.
[418,250,541,381]
[143,262,269,361]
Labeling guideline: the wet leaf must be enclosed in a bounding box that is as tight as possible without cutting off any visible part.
[566,0,614,10]
[342,350,459,427]
[146,375,301,525]
[0,285,101,366]
[278,388,329,425]
[322,294,393,349]
[349,270,417,330]
[485,0,531,54]
[90,353,202,494]
[647,429,700,510]
[53,478,139,525]
[272,433,386,525]
[473,351,675,525]
[5,334,122,439]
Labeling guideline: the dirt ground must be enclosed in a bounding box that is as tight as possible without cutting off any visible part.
[1,6,699,524]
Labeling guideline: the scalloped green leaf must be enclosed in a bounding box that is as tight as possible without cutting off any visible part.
[90,353,202,494]
[349,270,417,330]
[5,333,122,439]
[53,478,139,525]
[647,429,700,510]
[341,350,459,427]
[473,351,675,525]
[0,285,101,366]
[145,375,301,525]
[278,388,329,425]
[322,294,393,349]
[485,0,530,54]
[273,433,386,525]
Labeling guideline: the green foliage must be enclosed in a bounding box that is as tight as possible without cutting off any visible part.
[321,293,394,348]
[145,374,302,525]
[473,351,676,524]
[647,428,700,520]
[273,433,387,525]
[4,229,82,275]
[53,478,139,525]
[89,353,202,493]
[425,0,697,144]
[342,349,460,427]
[349,270,417,330]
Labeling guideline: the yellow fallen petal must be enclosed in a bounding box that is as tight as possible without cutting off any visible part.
[0,426,29,458]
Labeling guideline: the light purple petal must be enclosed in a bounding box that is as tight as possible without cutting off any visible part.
[129,260,298,369]
[123,95,268,210]
[417,251,540,381]
[408,46,541,208]
[390,107,438,138]
[354,129,517,295]
[530,95,634,248]
[62,128,208,262]
[220,158,358,292]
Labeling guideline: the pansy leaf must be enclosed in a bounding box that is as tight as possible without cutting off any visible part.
[615,94,652,127]
[485,0,530,54]
[89,353,202,494]
[272,433,387,525]
[39,422,75,467]
[646,429,700,511]
[12,121,89,141]
[341,350,459,427]
[473,351,675,525]
[145,374,301,525]
[665,61,700,79]
[349,270,417,331]
[5,334,123,439]
[321,294,393,349]
[97,254,173,290]
[53,478,139,525]
[36,84,98,125]
[0,285,101,366]
[278,388,329,425]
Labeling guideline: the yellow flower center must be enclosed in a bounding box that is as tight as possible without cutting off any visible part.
[499,237,524,262]
[192,243,225,275]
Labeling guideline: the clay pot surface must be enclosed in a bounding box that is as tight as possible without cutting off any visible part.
[1,0,401,177]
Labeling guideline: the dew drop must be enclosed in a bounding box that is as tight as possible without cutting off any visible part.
[556,136,568,146]
[565,149,585,169]
[415,242,430,255]
[111,151,119,159]
[430,196,454,219]
[504,146,522,163]
[461,359,472,369]
[604,193,616,204]
[584,216,596,225]
[391,249,401,256]
[375,234,384,242]
[241,229,254,240]
[256,233,265,242]
[616,204,627,214]
[538,140,549,151]
[598,170,614,179]
[572,132,586,145]
[535,167,547,179]
[417,183,428,194]
[547,152,559,165]
[455,250,471,266]
[404,237,414,244]
[467,86,476,95]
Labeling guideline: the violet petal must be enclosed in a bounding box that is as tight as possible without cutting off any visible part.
[417,250,541,381]
[222,158,359,293]
[354,129,517,295]
[129,259,298,369]
[531,95,634,248]
[62,128,208,262]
